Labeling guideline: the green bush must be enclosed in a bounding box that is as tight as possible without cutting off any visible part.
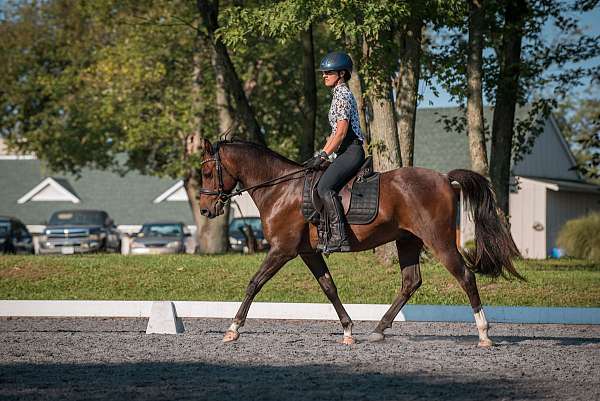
[557,212,600,261]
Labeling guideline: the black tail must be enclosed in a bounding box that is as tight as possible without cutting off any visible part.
[447,169,524,281]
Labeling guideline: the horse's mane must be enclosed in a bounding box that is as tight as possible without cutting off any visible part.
[217,139,301,167]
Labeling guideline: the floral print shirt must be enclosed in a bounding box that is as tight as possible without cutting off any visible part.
[328,83,364,142]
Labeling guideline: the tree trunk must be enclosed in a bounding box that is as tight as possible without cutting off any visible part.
[395,19,423,167]
[299,24,316,161]
[197,0,265,145]
[466,0,489,176]
[490,0,526,214]
[185,37,230,254]
[193,44,236,254]
[184,40,208,253]
[346,35,369,148]
[370,85,402,172]
[368,56,402,265]
[184,133,204,254]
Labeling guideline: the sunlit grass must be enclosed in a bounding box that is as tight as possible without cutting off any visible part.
[0,253,598,307]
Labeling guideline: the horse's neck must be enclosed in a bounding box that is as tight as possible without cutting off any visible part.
[224,144,300,207]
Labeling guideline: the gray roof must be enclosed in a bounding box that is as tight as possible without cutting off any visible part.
[0,159,193,226]
[414,107,476,171]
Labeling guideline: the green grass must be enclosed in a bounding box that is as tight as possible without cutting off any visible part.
[0,253,598,307]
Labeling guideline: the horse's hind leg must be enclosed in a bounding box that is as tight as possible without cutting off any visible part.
[432,242,493,347]
[300,253,355,345]
[369,237,423,342]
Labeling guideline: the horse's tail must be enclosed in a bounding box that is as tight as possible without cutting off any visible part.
[447,169,524,281]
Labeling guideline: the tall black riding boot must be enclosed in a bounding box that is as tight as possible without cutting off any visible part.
[322,191,351,253]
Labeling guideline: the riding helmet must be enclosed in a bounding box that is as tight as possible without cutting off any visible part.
[318,52,353,72]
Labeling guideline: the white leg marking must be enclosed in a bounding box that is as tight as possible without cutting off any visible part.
[343,325,353,338]
[228,322,240,333]
[474,309,493,347]
[342,323,355,345]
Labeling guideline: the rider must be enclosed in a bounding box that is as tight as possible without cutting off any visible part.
[307,51,365,253]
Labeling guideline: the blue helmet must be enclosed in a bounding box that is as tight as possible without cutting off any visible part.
[318,52,353,72]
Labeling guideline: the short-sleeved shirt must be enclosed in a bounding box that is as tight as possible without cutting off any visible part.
[328,83,364,142]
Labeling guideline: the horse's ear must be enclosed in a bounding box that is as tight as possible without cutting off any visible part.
[202,138,213,155]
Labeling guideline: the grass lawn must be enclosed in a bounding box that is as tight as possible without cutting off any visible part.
[0,253,598,307]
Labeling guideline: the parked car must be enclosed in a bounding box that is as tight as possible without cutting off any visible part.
[0,216,34,254]
[130,222,191,255]
[38,210,121,255]
[228,217,268,252]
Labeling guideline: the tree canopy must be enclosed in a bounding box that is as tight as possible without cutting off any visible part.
[1,0,598,234]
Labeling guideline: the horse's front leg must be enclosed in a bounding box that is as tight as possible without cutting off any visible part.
[223,248,295,342]
[300,253,355,345]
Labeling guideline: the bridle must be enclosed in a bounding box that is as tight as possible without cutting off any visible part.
[197,142,234,211]
[197,142,312,209]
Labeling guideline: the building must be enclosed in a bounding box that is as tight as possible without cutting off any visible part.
[1,107,599,258]
[413,107,600,259]
[0,137,257,236]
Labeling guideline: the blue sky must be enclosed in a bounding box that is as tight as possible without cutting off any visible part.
[421,4,600,108]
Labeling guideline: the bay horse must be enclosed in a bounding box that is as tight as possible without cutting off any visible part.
[196,139,522,346]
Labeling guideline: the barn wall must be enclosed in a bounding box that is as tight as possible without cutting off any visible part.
[512,118,580,181]
[509,177,548,259]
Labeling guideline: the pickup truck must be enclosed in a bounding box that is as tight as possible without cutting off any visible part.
[38,210,121,255]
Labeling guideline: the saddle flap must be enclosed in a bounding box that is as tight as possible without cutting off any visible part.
[302,159,380,225]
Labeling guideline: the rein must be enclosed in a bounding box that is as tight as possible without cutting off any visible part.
[198,143,312,205]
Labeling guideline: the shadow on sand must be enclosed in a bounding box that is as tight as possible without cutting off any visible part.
[1,361,538,401]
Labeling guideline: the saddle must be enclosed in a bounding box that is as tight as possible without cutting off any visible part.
[302,156,380,225]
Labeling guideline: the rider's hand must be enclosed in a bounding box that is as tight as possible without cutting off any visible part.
[306,150,328,170]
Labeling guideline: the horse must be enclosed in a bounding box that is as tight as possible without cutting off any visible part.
[196,138,523,346]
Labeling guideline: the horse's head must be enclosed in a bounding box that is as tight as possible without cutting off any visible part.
[196,138,238,218]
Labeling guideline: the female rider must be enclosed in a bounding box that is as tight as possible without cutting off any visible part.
[307,52,365,253]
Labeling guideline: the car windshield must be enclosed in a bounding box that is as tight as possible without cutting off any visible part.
[0,222,9,237]
[48,211,106,226]
[229,218,262,235]
[139,224,182,237]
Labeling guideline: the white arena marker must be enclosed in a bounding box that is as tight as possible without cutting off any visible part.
[146,301,184,334]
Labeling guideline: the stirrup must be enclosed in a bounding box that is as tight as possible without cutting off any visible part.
[323,241,351,254]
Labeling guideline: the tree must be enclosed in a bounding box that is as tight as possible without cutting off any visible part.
[395,17,423,167]
[429,0,600,214]
[0,0,230,251]
[556,92,600,181]
[465,0,489,176]
[299,24,317,161]
[197,0,265,146]
[489,0,528,214]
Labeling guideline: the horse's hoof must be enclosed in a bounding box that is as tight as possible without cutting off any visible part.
[368,332,385,343]
[341,336,355,345]
[478,339,493,348]
[222,330,239,343]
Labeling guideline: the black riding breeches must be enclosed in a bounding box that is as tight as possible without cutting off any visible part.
[316,142,365,199]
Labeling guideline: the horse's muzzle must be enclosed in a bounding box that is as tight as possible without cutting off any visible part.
[200,203,225,219]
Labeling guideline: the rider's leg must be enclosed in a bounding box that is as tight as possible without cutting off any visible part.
[321,189,350,252]
[316,143,364,253]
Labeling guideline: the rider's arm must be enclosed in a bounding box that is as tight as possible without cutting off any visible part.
[323,119,349,155]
